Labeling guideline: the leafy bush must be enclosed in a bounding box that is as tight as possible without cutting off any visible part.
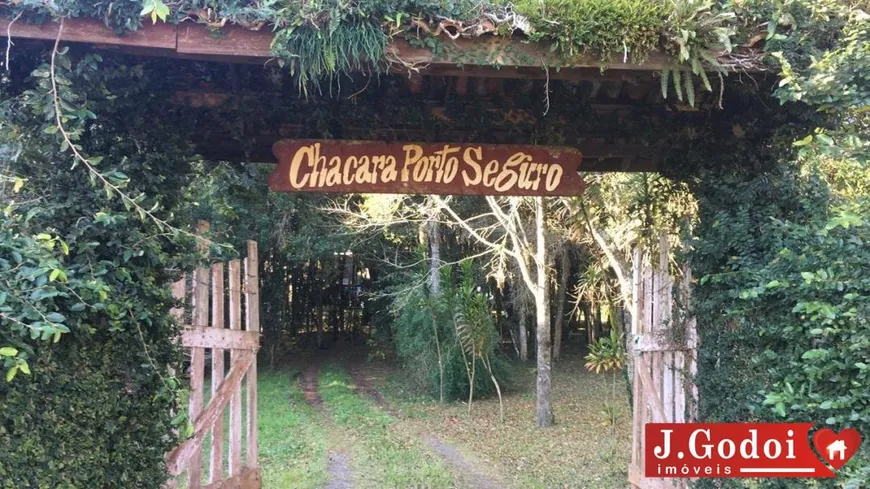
[388,263,508,402]
[0,51,197,487]
[735,205,869,430]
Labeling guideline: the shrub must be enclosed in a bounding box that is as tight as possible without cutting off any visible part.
[0,51,197,487]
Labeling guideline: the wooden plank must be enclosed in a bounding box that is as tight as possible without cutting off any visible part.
[189,267,209,487]
[674,351,686,423]
[202,467,261,489]
[177,24,270,58]
[188,220,210,488]
[1,18,763,78]
[629,463,644,488]
[630,247,642,469]
[244,241,260,468]
[210,264,225,483]
[1,17,177,49]
[167,350,255,476]
[633,333,691,353]
[268,139,585,196]
[228,260,243,476]
[392,36,675,71]
[181,327,260,350]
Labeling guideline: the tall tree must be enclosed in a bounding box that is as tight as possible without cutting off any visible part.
[438,196,554,427]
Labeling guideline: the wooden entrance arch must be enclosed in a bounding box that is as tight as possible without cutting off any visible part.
[0,17,729,487]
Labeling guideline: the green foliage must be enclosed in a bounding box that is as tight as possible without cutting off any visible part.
[453,262,498,363]
[688,2,870,487]
[270,0,389,94]
[584,329,626,374]
[514,0,665,62]
[4,0,760,98]
[660,0,736,105]
[388,263,507,401]
[734,205,870,429]
[0,50,198,486]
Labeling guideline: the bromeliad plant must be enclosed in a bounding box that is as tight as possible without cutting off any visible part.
[585,328,627,441]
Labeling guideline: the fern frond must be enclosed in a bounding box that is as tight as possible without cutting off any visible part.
[672,68,683,101]
[685,70,695,106]
[660,69,670,99]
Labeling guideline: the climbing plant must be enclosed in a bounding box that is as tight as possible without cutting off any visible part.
[0,46,202,487]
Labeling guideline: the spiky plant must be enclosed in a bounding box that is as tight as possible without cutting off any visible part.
[585,328,627,442]
[452,261,504,420]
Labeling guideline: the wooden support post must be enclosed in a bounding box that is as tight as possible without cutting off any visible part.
[171,276,186,320]
[630,246,643,481]
[210,263,225,483]
[454,76,468,96]
[189,220,210,489]
[244,241,259,468]
[228,260,243,476]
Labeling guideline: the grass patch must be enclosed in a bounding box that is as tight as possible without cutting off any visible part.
[177,368,327,489]
[381,355,632,489]
[318,363,456,488]
[258,368,328,489]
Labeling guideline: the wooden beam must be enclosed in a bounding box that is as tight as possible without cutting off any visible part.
[2,17,177,49]
[177,23,270,58]
[632,332,694,353]
[244,241,260,470]
[227,259,244,477]
[1,17,757,79]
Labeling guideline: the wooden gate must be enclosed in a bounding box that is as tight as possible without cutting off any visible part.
[628,236,698,489]
[167,228,261,489]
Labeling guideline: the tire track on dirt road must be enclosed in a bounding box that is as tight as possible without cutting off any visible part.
[300,362,354,489]
[347,362,509,489]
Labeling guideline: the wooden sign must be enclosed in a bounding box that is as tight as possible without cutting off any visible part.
[268,139,584,196]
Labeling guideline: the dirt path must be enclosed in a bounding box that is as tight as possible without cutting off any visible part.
[423,436,506,489]
[301,362,324,408]
[348,362,396,417]
[299,362,355,489]
[347,361,509,489]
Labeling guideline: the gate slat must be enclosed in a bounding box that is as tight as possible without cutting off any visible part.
[210,263,225,483]
[630,247,643,473]
[244,241,260,468]
[228,259,243,476]
[189,263,209,489]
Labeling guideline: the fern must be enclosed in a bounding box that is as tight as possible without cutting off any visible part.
[659,0,736,106]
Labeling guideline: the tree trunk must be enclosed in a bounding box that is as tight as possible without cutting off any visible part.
[428,219,441,294]
[426,219,445,403]
[534,197,553,427]
[553,248,569,360]
[518,299,529,362]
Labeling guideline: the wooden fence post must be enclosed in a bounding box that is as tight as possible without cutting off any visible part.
[188,220,210,489]
[209,263,225,483]
[244,240,260,468]
[228,259,243,476]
